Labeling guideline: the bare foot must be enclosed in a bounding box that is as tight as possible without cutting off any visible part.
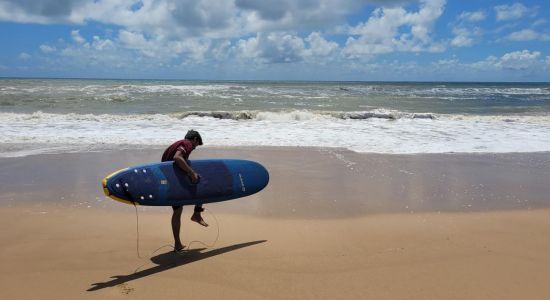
[191,213,209,227]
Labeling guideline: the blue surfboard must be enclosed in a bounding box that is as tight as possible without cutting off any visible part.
[102,159,269,206]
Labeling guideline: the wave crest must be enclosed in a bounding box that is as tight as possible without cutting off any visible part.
[176,110,437,121]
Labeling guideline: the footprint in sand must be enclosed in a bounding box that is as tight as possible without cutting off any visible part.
[117,283,134,295]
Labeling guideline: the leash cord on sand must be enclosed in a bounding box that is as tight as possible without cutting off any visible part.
[133,205,220,273]
[133,203,142,259]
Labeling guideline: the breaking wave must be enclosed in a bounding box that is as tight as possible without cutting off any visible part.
[176,110,437,121]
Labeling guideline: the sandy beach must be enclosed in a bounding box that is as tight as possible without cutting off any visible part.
[1,147,550,299]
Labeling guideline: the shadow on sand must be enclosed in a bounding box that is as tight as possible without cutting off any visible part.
[88,240,267,291]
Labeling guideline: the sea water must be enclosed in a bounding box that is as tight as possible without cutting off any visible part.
[1,78,550,157]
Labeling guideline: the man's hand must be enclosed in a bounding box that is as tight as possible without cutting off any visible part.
[174,151,201,184]
[189,171,200,184]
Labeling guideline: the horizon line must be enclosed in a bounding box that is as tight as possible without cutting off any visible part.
[1,76,549,84]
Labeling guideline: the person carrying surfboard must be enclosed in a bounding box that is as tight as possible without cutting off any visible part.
[162,129,208,252]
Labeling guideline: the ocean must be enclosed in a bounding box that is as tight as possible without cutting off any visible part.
[1,78,550,157]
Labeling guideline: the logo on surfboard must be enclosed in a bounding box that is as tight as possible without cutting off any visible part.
[238,173,246,192]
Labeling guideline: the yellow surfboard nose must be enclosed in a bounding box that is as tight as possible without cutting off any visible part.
[101,168,137,205]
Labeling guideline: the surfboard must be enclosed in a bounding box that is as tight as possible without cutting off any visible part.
[102,159,269,206]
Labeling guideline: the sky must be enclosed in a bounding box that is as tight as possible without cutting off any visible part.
[0,0,549,81]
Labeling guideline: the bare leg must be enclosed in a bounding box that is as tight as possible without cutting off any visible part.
[191,204,209,227]
[171,206,185,251]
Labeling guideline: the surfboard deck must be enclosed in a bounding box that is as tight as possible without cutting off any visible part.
[102,159,269,206]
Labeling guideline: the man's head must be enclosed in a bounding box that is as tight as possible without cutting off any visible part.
[185,129,203,147]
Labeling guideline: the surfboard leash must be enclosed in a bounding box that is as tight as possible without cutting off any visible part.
[181,207,220,249]
[133,203,143,259]
[149,207,221,256]
[132,206,220,273]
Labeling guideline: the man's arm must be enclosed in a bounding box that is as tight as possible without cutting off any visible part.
[174,151,200,183]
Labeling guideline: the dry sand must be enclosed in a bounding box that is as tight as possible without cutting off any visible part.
[1,147,550,299]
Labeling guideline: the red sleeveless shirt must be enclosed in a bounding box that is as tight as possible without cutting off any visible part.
[161,139,194,162]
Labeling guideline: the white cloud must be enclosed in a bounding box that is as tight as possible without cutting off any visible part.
[0,0,434,42]
[171,39,213,63]
[505,29,550,41]
[209,40,232,61]
[450,9,487,48]
[499,50,540,70]
[118,30,152,53]
[0,0,377,40]
[59,37,152,72]
[52,27,222,71]
[5,0,548,81]
[92,36,115,51]
[474,50,541,71]
[458,10,486,22]
[234,31,341,64]
[435,58,459,66]
[71,30,86,44]
[3,0,429,68]
[235,0,371,35]
[450,33,472,47]
[40,44,56,53]
[18,52,31,60]
[532,19,547,27]
[494,3,532,22]
[304,32,339,58]
[344,0,446,57]
[0,0,451,67]
[78,0,243,39]
[117,30,213,63]
[236,32,306,64]
[451,27,481,47]
[544,56,550,72]
[506,29,538,41]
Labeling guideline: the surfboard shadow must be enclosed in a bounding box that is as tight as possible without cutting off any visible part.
[87,240,267,292]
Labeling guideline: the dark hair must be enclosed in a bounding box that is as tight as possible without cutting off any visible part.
[185,130,203,145]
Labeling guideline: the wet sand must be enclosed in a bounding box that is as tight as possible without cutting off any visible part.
[1,147,550,299]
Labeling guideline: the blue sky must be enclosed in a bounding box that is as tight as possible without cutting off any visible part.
[0,0,549,81]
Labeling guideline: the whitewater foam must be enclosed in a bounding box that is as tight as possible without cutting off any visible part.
[2,110,550,157]
[2,79,550,157]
